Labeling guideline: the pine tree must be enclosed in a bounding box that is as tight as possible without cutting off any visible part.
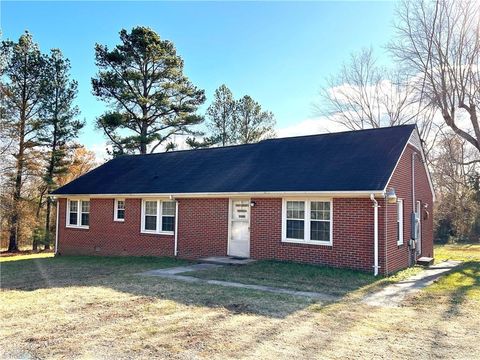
[92,27,205,155]
[0,32,46,252]
[234,95,276,144]
[205,84,236,146]
[37,49,84,249]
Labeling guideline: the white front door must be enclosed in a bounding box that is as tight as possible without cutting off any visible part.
[229,199,250,258]
[416,200,422,256]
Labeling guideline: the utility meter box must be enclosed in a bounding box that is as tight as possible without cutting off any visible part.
[411,211,419,240]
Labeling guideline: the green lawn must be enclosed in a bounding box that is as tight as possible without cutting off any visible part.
[421,244,480,303]
[434,243,480,261]
[1,245,479,359]
[185,259,422,297]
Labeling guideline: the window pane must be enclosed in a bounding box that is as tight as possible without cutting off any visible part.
[69,200,78,225]
[162,216,174,232]
[81,213,89,226]
[145,215,157,230]
[69,212,78,225]
[81,201,90,213]
[162,201,176,216]
[70,200,78,212]
[117,209,125,219]
[145,201,157,216]
[311,201,330,221]
[286,201,305,219]
[117,200,125,210]
[397,200,403,244]
[310,221,330,241]
[287,219,304,239]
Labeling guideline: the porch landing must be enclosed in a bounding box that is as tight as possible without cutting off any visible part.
[199,256,256,265]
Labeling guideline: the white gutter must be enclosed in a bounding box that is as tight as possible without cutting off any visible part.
[48,190,385,199]
[55,200,59,255]
[370,194,379,276]
[174,200,179,257]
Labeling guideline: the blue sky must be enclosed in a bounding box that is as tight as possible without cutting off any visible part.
[2,1,396,156]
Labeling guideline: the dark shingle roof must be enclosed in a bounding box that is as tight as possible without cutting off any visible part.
[52,125,415,195]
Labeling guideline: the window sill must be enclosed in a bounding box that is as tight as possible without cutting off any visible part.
[66,225,89,230]
[141,230,174,236]
[282,239,332,246]
[114,219,125,222]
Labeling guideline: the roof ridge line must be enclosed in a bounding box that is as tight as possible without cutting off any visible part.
[120,124,417,158]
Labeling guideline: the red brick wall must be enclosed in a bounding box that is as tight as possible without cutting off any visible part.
[58,196,382,272]
[176,198,229,259]
[250,197,379,272]
[57,198,174,256]
[384,144,434,274]
[57,145,433,274]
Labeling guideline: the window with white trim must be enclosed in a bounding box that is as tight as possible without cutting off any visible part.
[286,201,305,239]
[282,199,332,245]
[114,199,125,221]
[397,199,404,245]
[141,199,176,234]
[310,201,331,242]
[161,201,175,232]
[67,199,90,228]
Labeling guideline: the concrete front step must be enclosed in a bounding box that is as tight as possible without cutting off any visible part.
[417,257,434,266]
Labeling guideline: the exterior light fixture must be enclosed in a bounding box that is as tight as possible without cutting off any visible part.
[250,200,256,207]
[386,188,397,204]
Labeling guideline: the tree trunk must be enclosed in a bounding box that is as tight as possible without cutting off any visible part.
[8,155,23,252]
[44,119,57,250]
[44,198,52,250]
[140,109,148,154]
[8,112,26,252]
[8,213,19,252]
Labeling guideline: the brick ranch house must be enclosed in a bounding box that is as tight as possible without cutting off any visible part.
[51,125,434,275]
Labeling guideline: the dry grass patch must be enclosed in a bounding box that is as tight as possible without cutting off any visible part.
[1,246,479,359]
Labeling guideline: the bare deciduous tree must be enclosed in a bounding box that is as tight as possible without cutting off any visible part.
[317,48,429,129]
[389,0,480,154]
[432,130,480,241]
[317,47,437,158]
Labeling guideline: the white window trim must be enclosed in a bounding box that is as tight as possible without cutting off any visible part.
[397,199,404,246]
[114,199,125,222]
[66,198,90,229]
[281,198,333,246]
[140,199,175,235]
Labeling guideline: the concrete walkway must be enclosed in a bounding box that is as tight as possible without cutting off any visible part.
[363,260,462,307]
[140,264,337,301]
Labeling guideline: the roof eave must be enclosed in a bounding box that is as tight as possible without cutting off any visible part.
[49,190,386,199]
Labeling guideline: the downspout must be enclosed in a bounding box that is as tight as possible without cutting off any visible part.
[174,199,179,257]
[370,194,379,276]
[412,153,416,212]
[410,152,418,265]
[54,199,59,255]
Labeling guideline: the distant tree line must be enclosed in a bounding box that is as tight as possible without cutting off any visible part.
[0,27,276,251]
[1,33,87,252]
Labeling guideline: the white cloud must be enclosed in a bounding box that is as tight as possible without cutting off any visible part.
[87,136,192,161]
[277,116,348,138]
[88,142,111,163]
